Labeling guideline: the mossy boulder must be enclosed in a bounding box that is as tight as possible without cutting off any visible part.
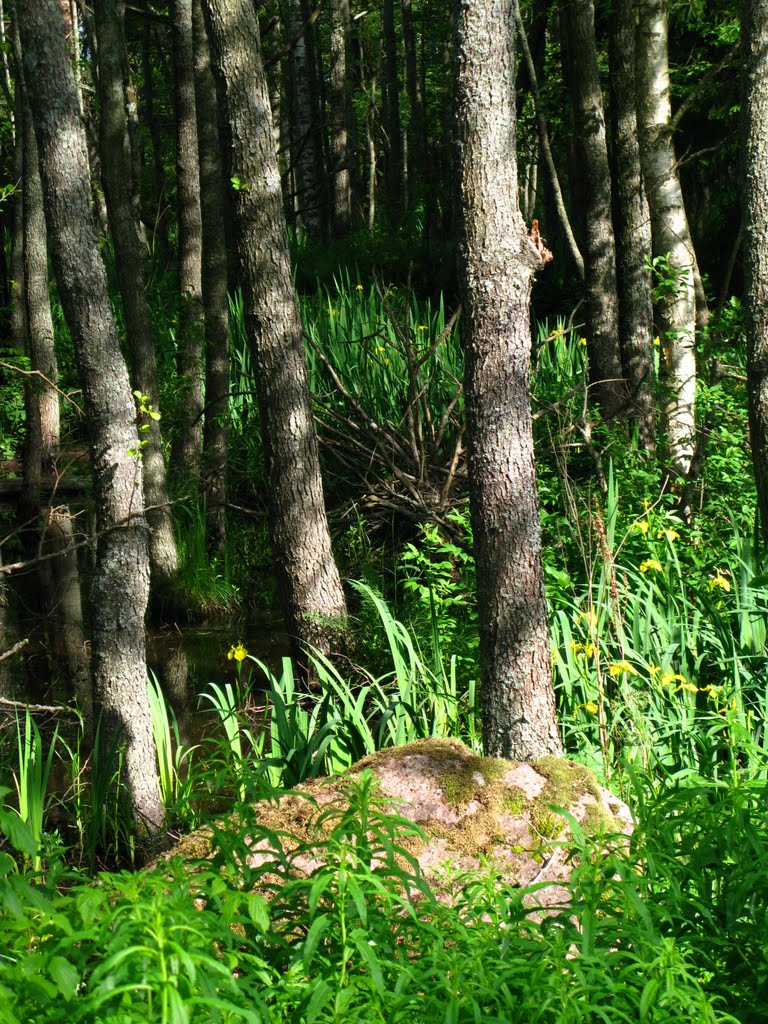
[162,739,631,902]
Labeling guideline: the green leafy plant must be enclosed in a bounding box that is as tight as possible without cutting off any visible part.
[10,710,58,872]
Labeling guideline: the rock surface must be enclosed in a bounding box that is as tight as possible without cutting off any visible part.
[163,738,632,905]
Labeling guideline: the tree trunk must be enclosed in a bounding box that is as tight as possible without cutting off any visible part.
[18,0,163,835]
[402,0,424,214]
[742,0,768,541]
[329,0,352,235]
[44,508,91,716]
[610,0,655,447]
[560,0,624,419]
[141,0,169,267]
[455,0,562,761]
[202,0,348,659]
[18,82,56,525]
[94,0,179,596]
[286,0,325,239]
[636,0,696,478]
[514,0,584,279]
[8,82,25,358]
[170,0,205,483]
[192,0,229,559]
[13,22,92,719]
[381,0,402,226]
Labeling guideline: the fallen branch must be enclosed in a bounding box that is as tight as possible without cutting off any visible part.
[0,696,79,716]
[0,638,28,663]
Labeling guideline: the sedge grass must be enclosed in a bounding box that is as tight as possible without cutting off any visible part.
[11,709,58,872]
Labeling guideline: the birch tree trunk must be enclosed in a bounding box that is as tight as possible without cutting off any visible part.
[742,0,768,540]
[202,0,348,658]
[192,0,229,558]
[636,0,696,477]
[560,0,624,419]
[170,0,205,482]
[329,0,352,235]
[610,0,655,447]
[94,0,179,595]
[455,0,562,760]
[18,0,162,835]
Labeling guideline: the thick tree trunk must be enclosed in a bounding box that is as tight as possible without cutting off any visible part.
[636,0,696,477]
[742,0,768,541]
[455,0,562,761]
[95,0,179,595]
[192,0,229,559]
[329,0,352,235]
[14,23,91,718]
[286,0,325,239]
[610,0,655,447]
[561,0,624,419]
[170,0,205,482]
[18,0,163,834]
[202,0,348,658]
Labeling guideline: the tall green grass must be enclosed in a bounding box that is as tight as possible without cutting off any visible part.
[8,710,57,872]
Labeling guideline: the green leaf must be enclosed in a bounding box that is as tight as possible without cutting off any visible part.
[0,810,37,857]
[351,930,384,991]
[48,956,79,1000]
[302,915,330,970]
[305,980,332,1023]
[246,893,270,932]
[75,886,106,924]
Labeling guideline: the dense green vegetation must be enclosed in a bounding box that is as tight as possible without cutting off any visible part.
[3,0,767,1016]
[3,277,768,1021]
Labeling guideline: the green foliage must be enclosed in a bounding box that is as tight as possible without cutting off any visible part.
[1,767,764,1022]
[9,711,58,873]
[147,673,197,825]
[398,507,478,668]
[172,501,240,616]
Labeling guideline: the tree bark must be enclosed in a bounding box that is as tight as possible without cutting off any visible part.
[560,0,624,419]
[636,0,696,477]
[18,83,56,525]
[170,0,205,483]
[18,0,163,834]
[8,81,25,359]
[141,0,169,267]
[95,0,179,595]
[455,0,562,761]
[513,0,584,278]
[610,0,655,447]
[192,0,229,559]
[329,0,352,235]
[285,0,325,239]
[742,0,768,541]
[202,0,348,658]
[14,21,91,719]
[402,0,424,214]
[381,0,403,227]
